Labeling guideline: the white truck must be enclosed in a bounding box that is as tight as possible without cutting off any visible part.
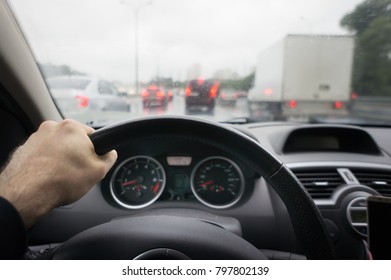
[247,35,354,120]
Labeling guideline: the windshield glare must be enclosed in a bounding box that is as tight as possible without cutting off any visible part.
[8,0,391,126]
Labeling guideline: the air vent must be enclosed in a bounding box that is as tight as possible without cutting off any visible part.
[352,169,391,197]
[293,169,344,199]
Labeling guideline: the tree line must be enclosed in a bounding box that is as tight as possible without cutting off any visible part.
[341,0,391,97]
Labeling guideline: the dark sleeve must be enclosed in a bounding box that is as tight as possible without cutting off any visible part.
[0,196,27,259]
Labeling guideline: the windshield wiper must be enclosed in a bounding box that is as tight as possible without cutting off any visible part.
[220,117,255,124]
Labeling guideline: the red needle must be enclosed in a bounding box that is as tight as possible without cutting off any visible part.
[153,182,160,194]
[121,179,137,187]
[199,180,214,187]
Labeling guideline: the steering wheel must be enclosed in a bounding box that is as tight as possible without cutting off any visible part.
[52,116,335,260]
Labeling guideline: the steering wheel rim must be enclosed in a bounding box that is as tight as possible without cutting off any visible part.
[53,116,335,259]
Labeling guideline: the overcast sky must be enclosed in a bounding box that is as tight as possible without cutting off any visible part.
[10,0,363,84]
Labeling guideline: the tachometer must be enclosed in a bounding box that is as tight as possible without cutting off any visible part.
[190,157,244,209]
[110,156,166,209]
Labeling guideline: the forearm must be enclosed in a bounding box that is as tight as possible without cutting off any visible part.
[0,147,57,228]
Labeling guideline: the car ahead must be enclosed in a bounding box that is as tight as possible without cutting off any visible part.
[141,84,168,108]
[185,79,220,113]
[218,89,238,106]
[46,76,130,113]
[236,90,248,98]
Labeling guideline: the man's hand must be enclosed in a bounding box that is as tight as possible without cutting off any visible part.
[0,119,117,228]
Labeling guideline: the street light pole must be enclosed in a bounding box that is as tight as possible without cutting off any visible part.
[134,8,139,95]
[121,0,154,95]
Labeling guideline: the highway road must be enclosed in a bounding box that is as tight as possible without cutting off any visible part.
[65,95,390,126]
[67,95,250,126]
[129,95,250,123]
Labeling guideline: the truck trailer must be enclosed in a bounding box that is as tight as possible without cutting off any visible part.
[247,35,355,120]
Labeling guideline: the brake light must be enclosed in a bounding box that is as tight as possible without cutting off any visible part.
[76,95,89,108]
[167,91,173,97]
[156,90,165,97]
[289,100,297,108]
[263,88,273,96]
[142,90,149,97]
[210,84,218,98]
[334,101,343,109]
[185,87,191,96]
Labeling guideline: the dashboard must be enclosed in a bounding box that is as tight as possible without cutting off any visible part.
[28,121,391,259]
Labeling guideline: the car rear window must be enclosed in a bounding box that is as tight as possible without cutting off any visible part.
[189,80,212,91]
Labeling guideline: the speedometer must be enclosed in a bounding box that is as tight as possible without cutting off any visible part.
[110,156,166,209]
[190,157,244,209]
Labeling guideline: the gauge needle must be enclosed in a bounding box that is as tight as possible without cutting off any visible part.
[199,180,214,187]
[152,182,160,194]
[121,179,137,187]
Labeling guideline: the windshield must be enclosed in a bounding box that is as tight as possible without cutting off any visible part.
[8,0,391,126]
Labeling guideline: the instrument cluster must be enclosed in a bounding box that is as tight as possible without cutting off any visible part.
[109,155,245,209]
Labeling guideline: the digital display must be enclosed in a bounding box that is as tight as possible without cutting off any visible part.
[166,156,192,166]
[350,209,367,224]
[290,136,340,151]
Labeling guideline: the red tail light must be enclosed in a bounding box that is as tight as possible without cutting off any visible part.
[289,100,297,109]
[142,90,149,97]
[185,87,191,96]
[263,88,273,96]
[76,95,89,108]
[210,84,218,98]
[156,90,165,97]
[167,91,173,97]
[334,101,343,109]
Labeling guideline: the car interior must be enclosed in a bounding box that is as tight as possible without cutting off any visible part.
[1,0,391,260]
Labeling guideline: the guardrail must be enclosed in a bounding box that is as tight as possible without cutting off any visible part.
[350,96,391,120]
